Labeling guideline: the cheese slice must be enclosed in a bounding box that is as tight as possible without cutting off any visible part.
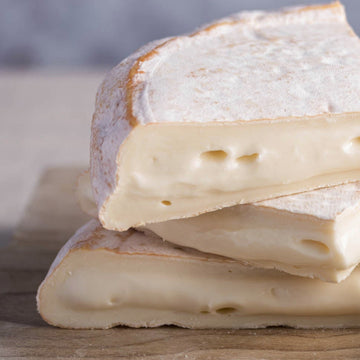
[37,220,360,329]
[78,172,360,282]
[91,2,360,231]
[145,182,360,283]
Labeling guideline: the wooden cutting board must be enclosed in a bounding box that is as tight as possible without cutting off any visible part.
[2,167,360,359]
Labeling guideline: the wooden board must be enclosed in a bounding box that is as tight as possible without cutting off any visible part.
[2,167,360,359]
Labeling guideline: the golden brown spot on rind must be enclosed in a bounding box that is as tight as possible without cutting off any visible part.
[126,42,173,127]
[294,1,340,14]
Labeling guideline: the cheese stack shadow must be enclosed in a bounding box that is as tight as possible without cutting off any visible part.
[38,2,360,329]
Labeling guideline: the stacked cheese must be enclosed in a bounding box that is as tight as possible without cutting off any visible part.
[37,2,360,329]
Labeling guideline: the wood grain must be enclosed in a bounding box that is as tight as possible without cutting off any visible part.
[2,167,360,359]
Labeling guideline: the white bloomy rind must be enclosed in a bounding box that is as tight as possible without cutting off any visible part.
[91,2,360,231]
[38,220,360,329]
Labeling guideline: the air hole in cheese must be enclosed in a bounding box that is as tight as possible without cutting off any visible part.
[301,239,330,256]
[109,298,117,306]
[215,307,238,314]
[200,150,228,162]
[350,137,360,150]
[236,153,259,163]
[343,136,360,153]
[161,200,172,206]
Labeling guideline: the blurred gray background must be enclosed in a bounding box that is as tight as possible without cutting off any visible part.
[1,0,359,246]
[1,0,359,69]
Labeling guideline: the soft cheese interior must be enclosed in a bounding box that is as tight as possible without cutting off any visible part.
[102,114,360,230]
[38,220,360,329]
[144,182,360,282]
[79,173,360,282]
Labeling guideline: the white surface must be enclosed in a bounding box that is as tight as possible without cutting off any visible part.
[144,4,360,123]
[0,70,104,245]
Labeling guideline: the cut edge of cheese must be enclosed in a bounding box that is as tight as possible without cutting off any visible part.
[97,118,360,231]
[37,220,360,329]
[143,181,360,282]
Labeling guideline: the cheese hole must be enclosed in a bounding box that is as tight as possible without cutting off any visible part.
[300,239,330,255]
[201,150,228,162]
[270,287,287,297]
[200,310,210,314]
[344,136,360,153]
[161,200,172,206]
[108,298,117,306]
[350,136,360,146]
[215,307,237,314]
[236,153,259,163]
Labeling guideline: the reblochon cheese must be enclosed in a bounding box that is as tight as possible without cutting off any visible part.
[37,220,360,329]
[78,172,360,282]
[91,2,360,231]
